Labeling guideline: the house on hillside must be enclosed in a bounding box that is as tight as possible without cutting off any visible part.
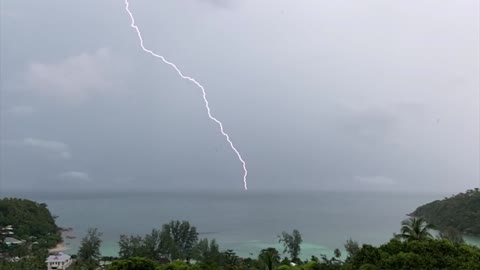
[1,225,14,235]
[46,252,73,270]
[3,237,23,246]
[99,260,113,269]
[2,225,13,231]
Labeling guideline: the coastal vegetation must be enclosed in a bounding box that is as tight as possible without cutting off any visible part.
[278,229,303,263]
[0,198,61,249]
[77,228,103,269]
[395,217,434,241]
[412,188,480,236]
[343,238,480,270]
[117,221,199,263]
[0,199,60,269]
[103,235,480,270]
[99,217,480,270]
[101,217,480,270]
[2,190,480,269]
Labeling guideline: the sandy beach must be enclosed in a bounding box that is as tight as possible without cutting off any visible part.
[48,242,69,253]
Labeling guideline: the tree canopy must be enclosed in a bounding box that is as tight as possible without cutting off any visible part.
[112,237,480,270]
[343,239,480,270]
[119,234,147,259]
[3,195,480,270]
[397,217,434,241]
[107,257,157,270]
[258,247,281,270]
[0,198,61,248]
[438,226,464,244]
[278,229,303,262]
[412,188,480,235]
[78,227,103,269]
[160,220,198,262]
[103,215,480,270]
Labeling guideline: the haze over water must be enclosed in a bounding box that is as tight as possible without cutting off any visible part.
[1,1,479,267]
[6,190,476,259]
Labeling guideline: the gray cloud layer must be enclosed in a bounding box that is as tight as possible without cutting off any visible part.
[27,48,111,103]
[2,138,71,160]
[0,0,478,192]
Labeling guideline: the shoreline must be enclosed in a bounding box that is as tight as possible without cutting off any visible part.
[48,242,69,253]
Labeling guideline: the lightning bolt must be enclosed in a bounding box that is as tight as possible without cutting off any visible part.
[124,0,248,190]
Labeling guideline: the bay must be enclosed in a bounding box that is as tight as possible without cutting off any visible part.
[5,190,477,259]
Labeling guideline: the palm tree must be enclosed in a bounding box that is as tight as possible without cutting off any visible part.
[258,247,280,270]
[398,217,434,241]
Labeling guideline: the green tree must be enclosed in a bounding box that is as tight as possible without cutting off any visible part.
[344,238,480,270]
[438,226,465,244]
[0,247,48,270]
[411,189,480,235]
[259,247,281,270]
[160,220,199,262]
[344,238,360,258]
[397,217,434,241]
[194,238,221,264]
[0,198,61,248]
[117,229,163,260]
[118,234,145,259]
[278,229,303,262]
[157,260,192,270]
[319,252,343,269]
[334,248,341,259]
[107,257,157,270]
[143,228,163,260]
[222,249,240,269]
[78,228,103,268]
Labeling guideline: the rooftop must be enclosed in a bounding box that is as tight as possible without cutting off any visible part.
[4,237,22,244]
[1,225,13,231]
[46,252,71,263]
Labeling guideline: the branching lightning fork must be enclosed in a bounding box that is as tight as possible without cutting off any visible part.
[124,0,248,190]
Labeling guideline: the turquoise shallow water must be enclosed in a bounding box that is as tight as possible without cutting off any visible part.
[4,190,478,259]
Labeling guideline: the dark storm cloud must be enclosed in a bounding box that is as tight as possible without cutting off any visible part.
[0,0,478,193]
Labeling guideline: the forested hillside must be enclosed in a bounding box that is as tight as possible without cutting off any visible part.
[0,198,61,247]
[412,188,480,235]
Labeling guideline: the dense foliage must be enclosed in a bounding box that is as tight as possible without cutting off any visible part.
[343,239,480,270]
[108,257,158,270]
[104,216,480,270]
[118,221,199,263]
[412,188,480,235]
[3,195,480,270]
[77,228,103,269]
[194,238,221,264]
[438,226,464,244]
[278,229,303,263]
[0,198,61,248]
[0,248,48,270]
[105,238,480,270]
[0,198,55,269]
[396,217,434,241]
[160,220,199,262]
[343,239,360,258]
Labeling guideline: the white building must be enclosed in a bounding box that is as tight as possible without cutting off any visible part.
[1,225,14,235]
[2,225,13,231]
[45,253,73,270]
[3,237,23,246]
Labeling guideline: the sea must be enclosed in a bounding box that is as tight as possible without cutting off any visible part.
[2,190,480,259]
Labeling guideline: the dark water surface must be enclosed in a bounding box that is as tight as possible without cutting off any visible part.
[5,190,477,258]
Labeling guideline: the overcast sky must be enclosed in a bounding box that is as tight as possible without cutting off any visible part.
[1,0,478,193]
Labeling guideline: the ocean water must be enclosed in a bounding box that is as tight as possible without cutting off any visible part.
[3,190,478,259]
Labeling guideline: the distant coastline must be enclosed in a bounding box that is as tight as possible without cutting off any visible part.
[411,189,480,237]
